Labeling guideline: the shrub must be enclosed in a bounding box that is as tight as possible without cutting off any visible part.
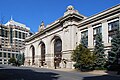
[8,57,16,66]
[71,44,96,71]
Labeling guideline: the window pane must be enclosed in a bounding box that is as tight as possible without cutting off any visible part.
[4,53,6,57]
[19,32,21,38]
[0,59,2,61]
[108,24,112,31]
[23,33,25,39]
[8,53,11,58]
[12,54,14,58]
[0,52,2,57]
[15,31,17,38]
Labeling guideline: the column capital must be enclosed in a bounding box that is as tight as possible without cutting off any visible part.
[101,20,107,23]
[87,24,92,28]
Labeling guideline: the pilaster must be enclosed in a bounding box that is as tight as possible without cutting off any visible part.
[88,25,93,48]
[102,20,108,46]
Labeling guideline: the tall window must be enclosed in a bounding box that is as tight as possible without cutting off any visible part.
[15,31,18,38]
[8,53,11,58]
[41,42,45,66]
[31,45,35,65]
[54,38,62,67]
[12,54,14,58]
[54,39,62,54]
[4,53,6,58]
[19,32,21,39]
[93,26,102,45]
[23,33,25,39]
[81,30,88,38]
[108,20,119,43]
[26,33,28,37]
[81,30,88,47]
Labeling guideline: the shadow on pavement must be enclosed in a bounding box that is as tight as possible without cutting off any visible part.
[0,66,4,68]
[83,75,120,80]
[0,68,60,80]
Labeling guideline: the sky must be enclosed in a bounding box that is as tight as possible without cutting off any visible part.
[0,0,120,33]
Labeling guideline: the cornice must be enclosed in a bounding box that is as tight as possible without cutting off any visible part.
[25,12,84,42]
[60,13,85,23]
[25,21,61,42]
[78,4,120,27]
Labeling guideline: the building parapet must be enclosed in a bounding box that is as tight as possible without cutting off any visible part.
[78,4,120,28]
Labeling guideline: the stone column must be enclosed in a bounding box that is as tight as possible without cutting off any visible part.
[88,25,93,48]
[102,20,108,46]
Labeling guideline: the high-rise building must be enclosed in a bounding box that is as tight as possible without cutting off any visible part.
[0,18,30,64]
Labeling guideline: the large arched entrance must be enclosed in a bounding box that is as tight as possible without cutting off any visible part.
[40,42,45,66]
[30,45,35,65]
[54,36,62,68]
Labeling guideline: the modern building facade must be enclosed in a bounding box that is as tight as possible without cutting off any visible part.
[25,4,120,69]
[0,18,30,64]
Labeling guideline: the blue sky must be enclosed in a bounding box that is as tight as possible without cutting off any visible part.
[0,0,120,32]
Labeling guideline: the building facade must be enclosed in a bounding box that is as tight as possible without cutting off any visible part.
[25,4,120,69]
[0,18,30,64]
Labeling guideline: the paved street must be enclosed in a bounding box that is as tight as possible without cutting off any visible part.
[0,65,120,80]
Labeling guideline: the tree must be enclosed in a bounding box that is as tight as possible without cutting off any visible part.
[94,33,106,69]
[108,30,120,71]
[71,44,96,71]
[16,53,25,66]
[8,57,16,66]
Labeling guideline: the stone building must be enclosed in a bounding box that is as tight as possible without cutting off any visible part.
[0,18,30,64]
[25,4,120,69]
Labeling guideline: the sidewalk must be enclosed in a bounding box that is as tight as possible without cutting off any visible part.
[48,68,75,72]
[84,70,108,75]
[46,67,120,76]
[22,65,120,76]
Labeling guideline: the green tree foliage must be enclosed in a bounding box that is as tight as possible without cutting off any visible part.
[71,44,96,71]
[108,30,120,70]
[8,57,16,65]
[17,53,25,65]
[94,34,106,69]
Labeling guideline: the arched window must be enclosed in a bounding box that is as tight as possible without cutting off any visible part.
[54,38,62,67]
[41,42,45,66]
[30,45,35,65]
[54,39,62,54]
